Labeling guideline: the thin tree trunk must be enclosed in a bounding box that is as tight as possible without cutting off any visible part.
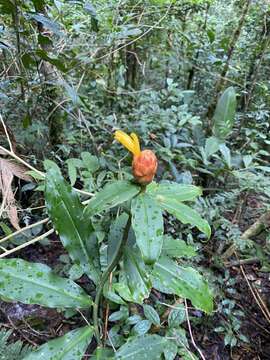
[125,43,138,89]
[12,0,25,100]
[33,3,63,146]
[242,18,270,111]
[186,3,210,90]
[206,0,251,119]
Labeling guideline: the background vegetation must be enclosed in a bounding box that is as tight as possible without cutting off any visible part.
[0,0,269,359]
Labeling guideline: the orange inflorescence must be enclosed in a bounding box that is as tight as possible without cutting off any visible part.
[114,130,158,185]
[132,150,158,185]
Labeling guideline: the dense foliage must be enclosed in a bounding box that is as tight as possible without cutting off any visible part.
[0,0,269,359]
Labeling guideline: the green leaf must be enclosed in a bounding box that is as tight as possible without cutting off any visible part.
[207,29,215,43]
[204,136,221,159]
[91,347,115,360]
[115,334,167,359]
[132,320,151,336]
[23,326,93,360]
[85,180,140,216]
[162,235,197,258]
[103,281,126,305]
[45,161,100,284]
[109,306,129,322]
[163,340,178,360]
[66,159,77,186]
[152,256,213,313]
[168,303,186,328]
[0,259,91,308]
[156,197,211,238]
[81,152,99,172]
[219,143,231,168]
[143,304,160,326]
[148,182,202,202]
[213,86,237,139]
[36,49,67,72]
[178,348,199,360]
[122,247,152,304]
[167,327,189,348]
[108,213,129,266]
[131,193,164,264]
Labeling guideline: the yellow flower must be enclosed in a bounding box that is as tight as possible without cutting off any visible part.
[114,130,158,185]
[114,130,141,156]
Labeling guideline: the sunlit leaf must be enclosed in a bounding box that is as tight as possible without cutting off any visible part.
[0,259,92,308]
[85,180,140,216]
[24,326,93,360]
[45,161,100,284]
[156,197,211,238]
[213,86,237,139]
[152,256,213,313]
[115,334,167,359]
[131,193,164,264]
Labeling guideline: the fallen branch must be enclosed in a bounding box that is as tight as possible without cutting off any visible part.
[222,210,270,260]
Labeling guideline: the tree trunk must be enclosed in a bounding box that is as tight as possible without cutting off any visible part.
[241,17,270,111]
[186,3,210,90]
[33,3,63,146]
[12,0,25,100]
[125,43,138,89]
[206,0,251,119]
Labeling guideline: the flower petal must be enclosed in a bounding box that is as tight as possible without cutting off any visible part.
[114,130,136,155]
[130,133,141,156]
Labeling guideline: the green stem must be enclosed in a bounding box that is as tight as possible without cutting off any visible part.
[93,214,131,347]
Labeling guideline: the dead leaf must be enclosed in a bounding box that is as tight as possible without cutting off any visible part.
[0,158,32,230]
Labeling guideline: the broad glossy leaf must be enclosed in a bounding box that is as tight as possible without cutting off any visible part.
[213,86,237,139]
[85,180,140,216]
[204,136,221,159]
[122,247,152,304]
[24,326,93,360]
[163,341,178,360]
[131,193,164,264]
[143,304,160,326]
[0,259,91,308]
[152,256,213,313]
[219,143,232,168]
[157,197,211,238]
[45,162,100,284]
[168,303,186,328]
[115,334,167,359]
[132,320,151,336]
[149,182,202,202]
[162,235,196,258]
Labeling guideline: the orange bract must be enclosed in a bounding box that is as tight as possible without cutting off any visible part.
[114,130,158,185]
[132,150,158,185]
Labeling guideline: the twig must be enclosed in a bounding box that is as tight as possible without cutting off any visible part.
[0,229,54,258]
[236,252,270,323]
[0,146,44,178]
[184,299,206,360]
[8,316,37,347]
[0,217,49,244]
[226,257,260,267]
[104,272,113,341]
[0,114,13,153]
[77,309,91,326]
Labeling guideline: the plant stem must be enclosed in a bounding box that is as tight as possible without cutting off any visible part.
[93,214,131,347]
